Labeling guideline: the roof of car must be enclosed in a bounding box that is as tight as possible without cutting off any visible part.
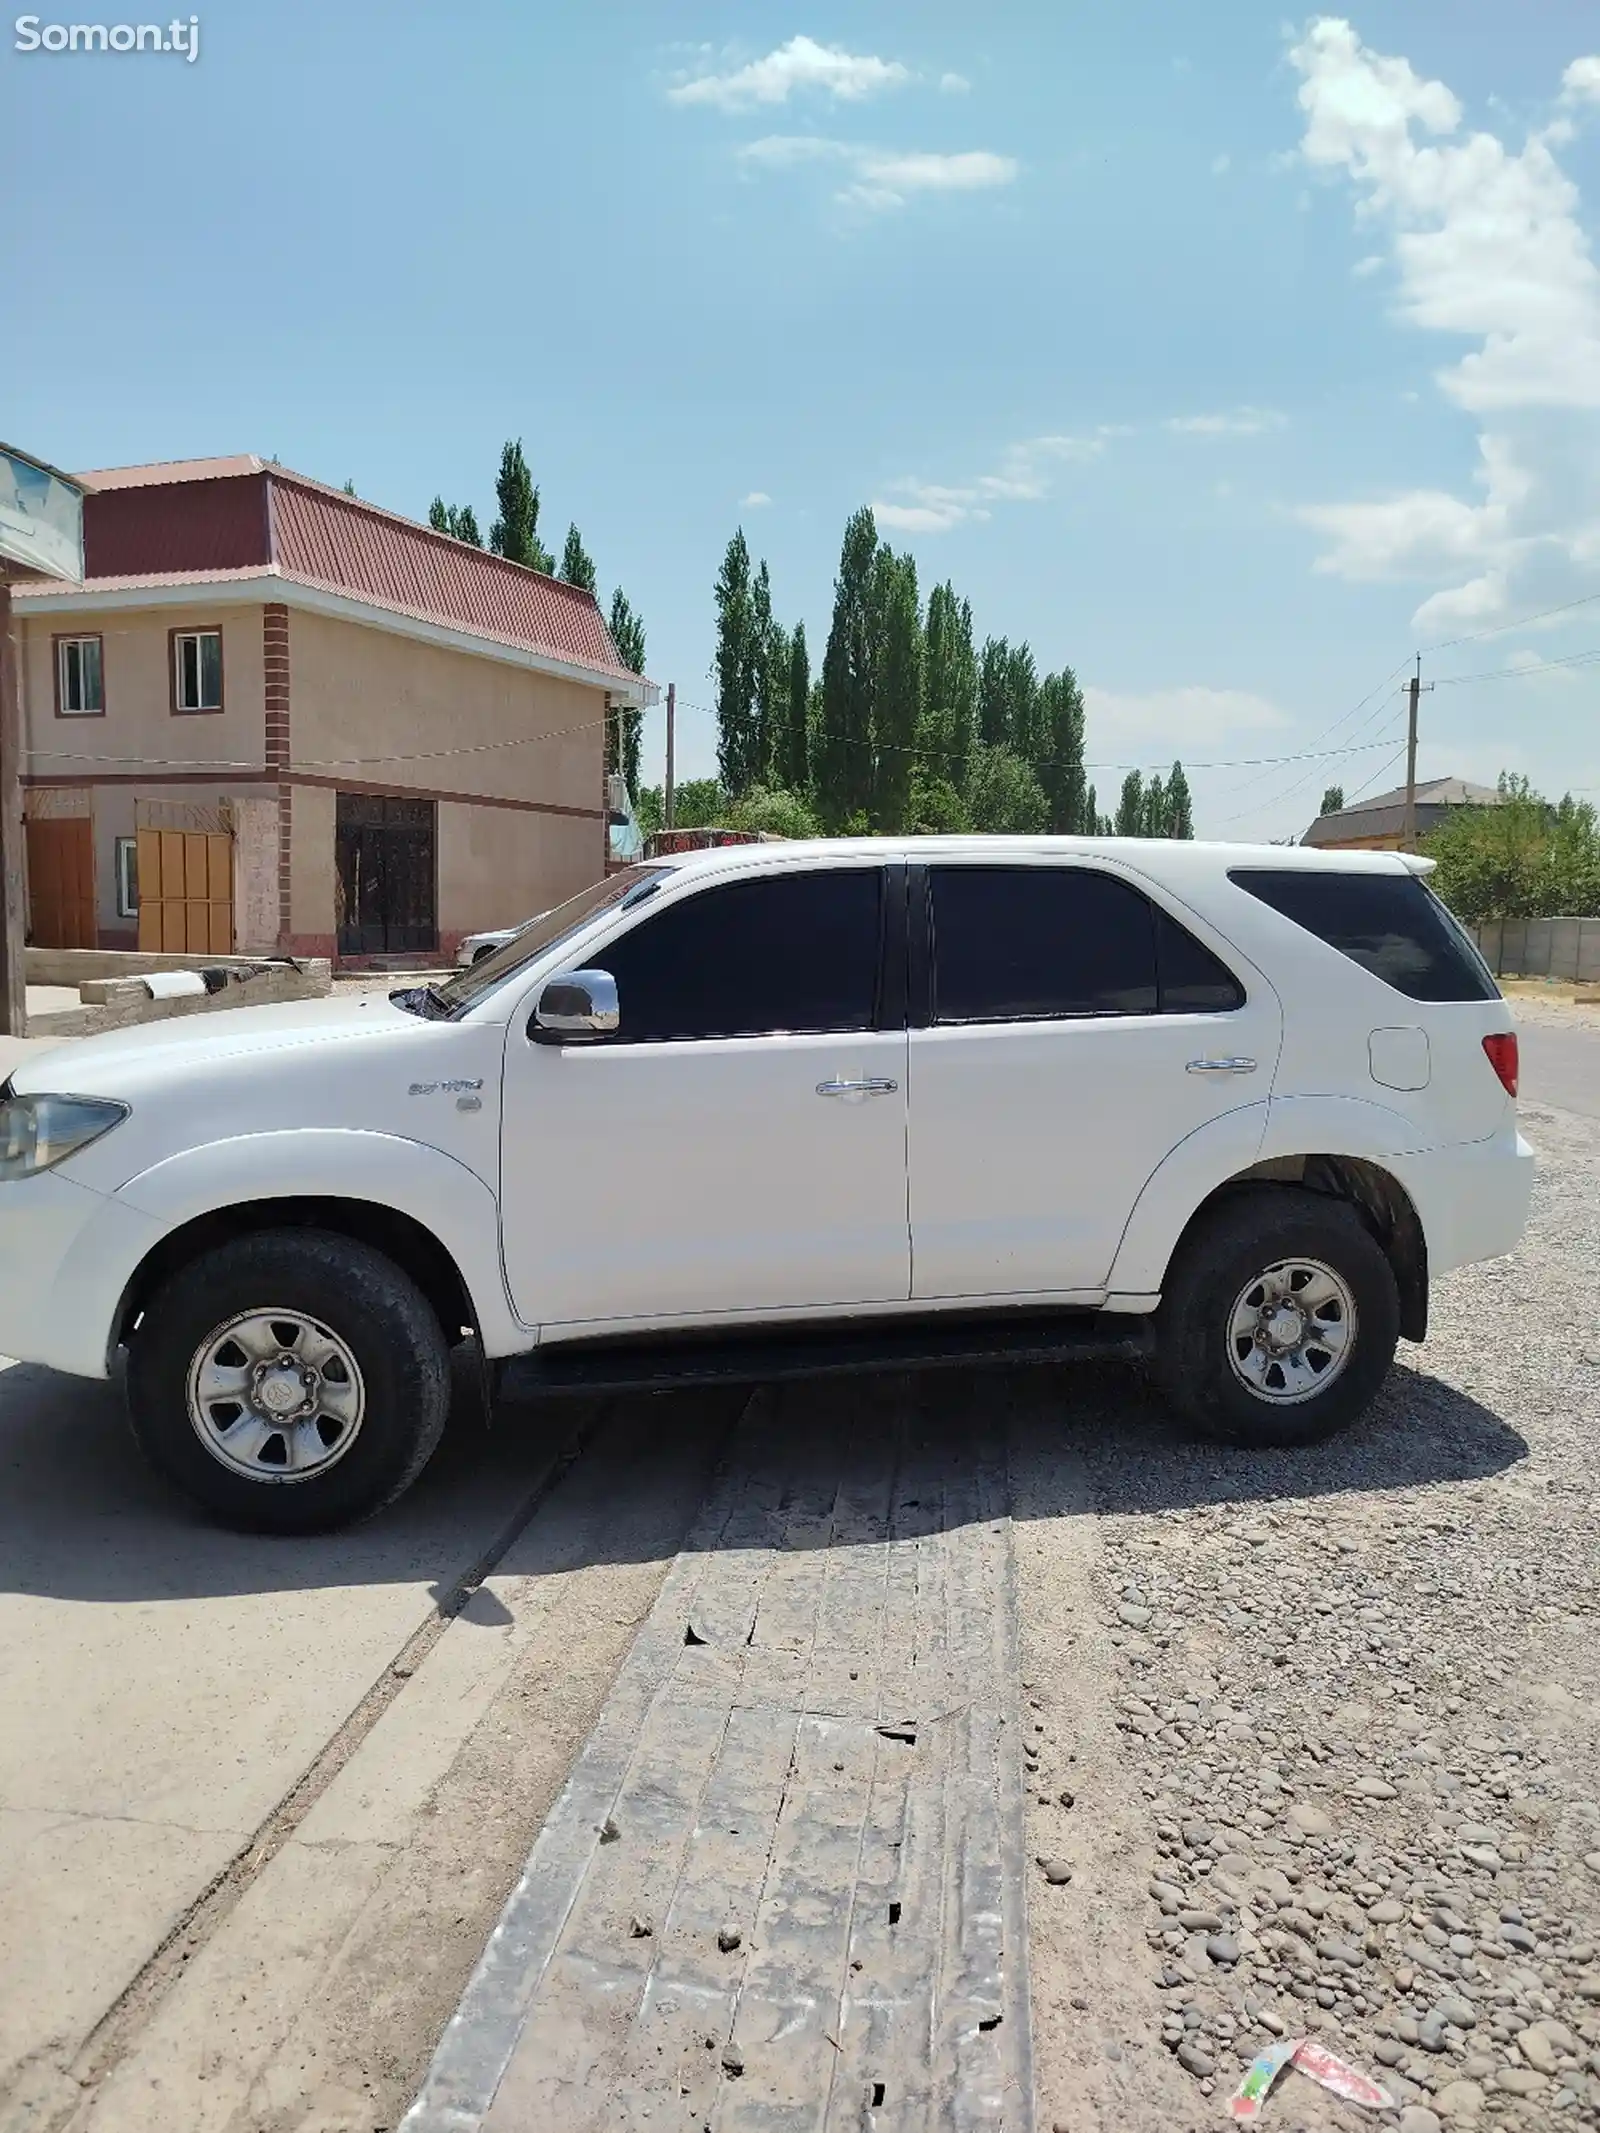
[649,836,1432,879]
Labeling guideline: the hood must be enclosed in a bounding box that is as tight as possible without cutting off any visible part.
[8,991,425,1100]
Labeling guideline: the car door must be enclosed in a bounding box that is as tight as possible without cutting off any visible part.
[499,860,911,1333]
[907,860,1281,1299]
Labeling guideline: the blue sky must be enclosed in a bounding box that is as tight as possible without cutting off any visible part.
[6,2,1600,837]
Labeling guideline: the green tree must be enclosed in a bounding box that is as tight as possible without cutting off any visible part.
[1141,773,1168,838]
[1319,783,1346,818]
[977,636,1012,749]
[560,523,597,594]
[1036,668,1088,833]
[905,767,970,833]
[871,547,923,831]
[713,530,762,798]
[430,497,484,545]
[342,478,357,497]
[749,560,778,780]
[607,588,646,797]
[637,776,724,832]
[1115,770,1145,836]
[966,745,1048,834]
[1006,642,1042,764]
[724,784,821,838]
[774,621,810,796]
[488,440,553,573]
[1166,760,1194,839]
[922,582,976,787]
[428,496,450,533]
[1425,773,1600,921]
[816,507,880,830]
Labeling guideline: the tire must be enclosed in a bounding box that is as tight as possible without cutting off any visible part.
[1153,1187,1400,1449]
[126,1229,451,1533]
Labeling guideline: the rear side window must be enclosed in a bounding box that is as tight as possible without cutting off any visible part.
[597,868,883,1041]
[1228,869,1498,1002]
[929,867,1243,1022]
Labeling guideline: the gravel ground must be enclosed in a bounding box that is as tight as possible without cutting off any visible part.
[1013,1098,1600,2132]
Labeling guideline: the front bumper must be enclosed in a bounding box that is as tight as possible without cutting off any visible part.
[1388,1126,1537,1278]
[0,1170,163,1379]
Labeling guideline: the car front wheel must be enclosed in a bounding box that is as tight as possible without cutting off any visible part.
[1153,1187,1401,1448]
[127,1229,451,1532]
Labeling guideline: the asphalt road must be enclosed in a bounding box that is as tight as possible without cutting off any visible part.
[1516,1013,1600,1119]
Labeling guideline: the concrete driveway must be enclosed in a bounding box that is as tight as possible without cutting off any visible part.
[0,1357,587,2126]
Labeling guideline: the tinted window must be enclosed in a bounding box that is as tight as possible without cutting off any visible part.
[1229,869,1499,1003]
[931,867,1159,1021]
[596,869,882,1041]
[1155,906,1246,1013]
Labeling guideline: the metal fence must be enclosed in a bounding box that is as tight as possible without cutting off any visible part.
[1468,917,1600,983]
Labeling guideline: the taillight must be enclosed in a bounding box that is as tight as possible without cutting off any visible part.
[1482,1031,1518,1098]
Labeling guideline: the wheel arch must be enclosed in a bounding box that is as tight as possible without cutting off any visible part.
[1107,1101,1429,1342]
[1166,1154,1428,1342]
[114,1196,476,1353]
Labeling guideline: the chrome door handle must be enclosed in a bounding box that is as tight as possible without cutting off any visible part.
[816,1076,899,1097]
[1186,1057,1257,1075]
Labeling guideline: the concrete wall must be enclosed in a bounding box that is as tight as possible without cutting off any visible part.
[1470,917,1600,983]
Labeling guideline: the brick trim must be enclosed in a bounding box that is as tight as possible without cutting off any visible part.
[264,603,291,946]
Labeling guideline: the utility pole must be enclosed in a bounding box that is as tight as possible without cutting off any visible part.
[664,682,676,832]
[1402,656,1433,853]
[0,577,25,1036]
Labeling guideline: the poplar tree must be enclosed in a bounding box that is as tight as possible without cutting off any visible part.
[713,529,761,799]
[608,588,646,796]
[774,621,810,795]
[872,548,923,832]
[560,523,597,594]
[1037,668,1088,833]
[816,507,880,829]
[1166,761,1194,839]
[488,440,553,572]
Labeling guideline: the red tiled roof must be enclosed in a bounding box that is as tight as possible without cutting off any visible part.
[270,479,632,679]
[34,456,641,689]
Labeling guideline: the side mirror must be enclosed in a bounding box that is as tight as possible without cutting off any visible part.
[531,968,619,1043]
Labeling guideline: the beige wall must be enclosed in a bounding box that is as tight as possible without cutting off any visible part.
[20,603,267,781]
[288,783,336,944]
[438,802,602,938]
[287,609,605,814]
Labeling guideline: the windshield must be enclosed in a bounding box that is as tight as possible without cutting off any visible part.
[433,864,673,1016]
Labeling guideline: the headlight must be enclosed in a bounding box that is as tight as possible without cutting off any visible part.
[0,1094,129,1180]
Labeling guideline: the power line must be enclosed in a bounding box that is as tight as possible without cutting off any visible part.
[671,698,1407,780]
[1421,587,1600,655]
[1432,645,1600,688]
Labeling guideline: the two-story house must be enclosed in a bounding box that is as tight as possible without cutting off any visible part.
[12,456,653,961]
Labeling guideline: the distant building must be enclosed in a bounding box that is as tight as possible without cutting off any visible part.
[13,455,654,963]
[1302,776,1502,852]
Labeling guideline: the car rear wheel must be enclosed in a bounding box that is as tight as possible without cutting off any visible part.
[127,1230,451,1532]
[1153,1187,1400,1447]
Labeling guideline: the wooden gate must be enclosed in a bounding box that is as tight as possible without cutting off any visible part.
[25,818,97,949]
[136,828,234,954]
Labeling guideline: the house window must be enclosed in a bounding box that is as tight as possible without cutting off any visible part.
[55,634,104,716]
[114,836,139,919]
[171,628,224,713]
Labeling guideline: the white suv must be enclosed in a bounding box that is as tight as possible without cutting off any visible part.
[0,838,1533,1531]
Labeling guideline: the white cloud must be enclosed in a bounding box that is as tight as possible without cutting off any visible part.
[1353,253,1384,277]
[669,36,908,112]
[1211,152,1231,176]
[1291,17,1600,413]
[1164,407,1286,436]
[873,432,1110,532]
[940,71,971,95]
[739,135,1017,211]
[1290,18,1600,633]
[740,490,772,508]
